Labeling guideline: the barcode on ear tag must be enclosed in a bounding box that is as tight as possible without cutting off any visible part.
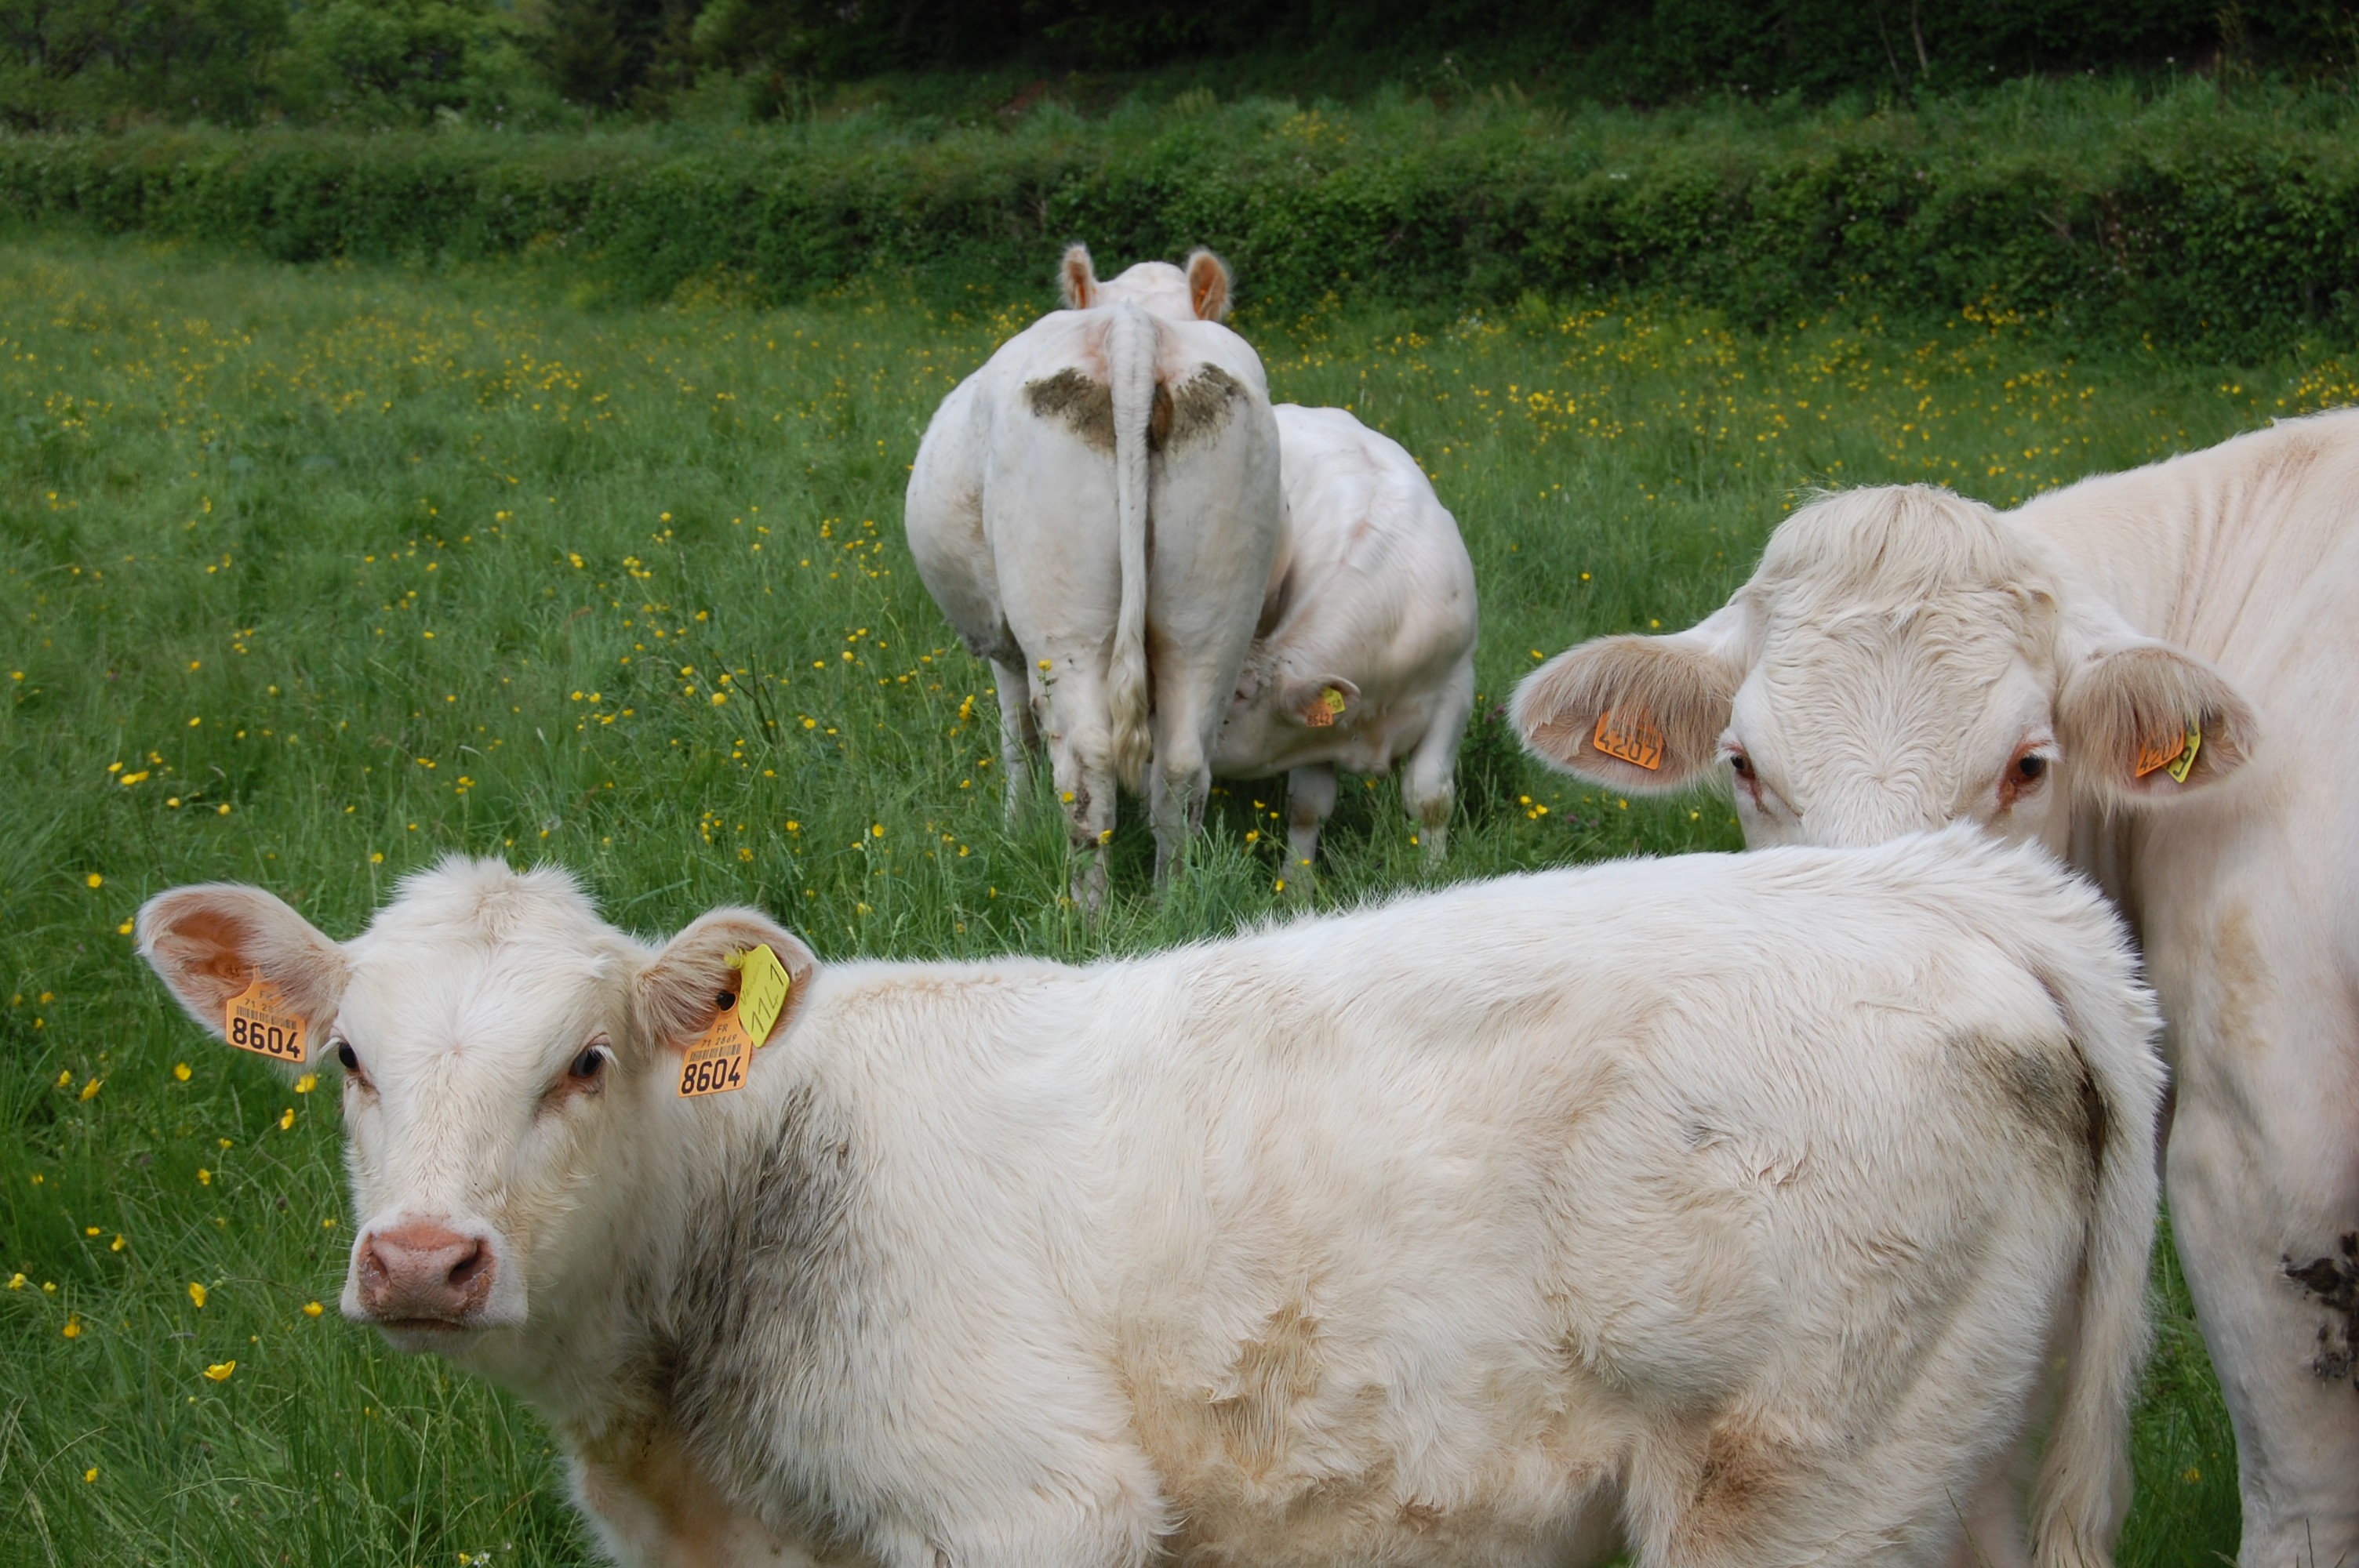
[678,1007,753,1098]
[2135,720,2196,780]
[224,975,308,1064]
[1592,709,1664,771]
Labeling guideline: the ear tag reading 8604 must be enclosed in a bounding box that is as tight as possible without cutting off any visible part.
[224,974,308,1065]
[2134,719,2202,784]
[677,944,791,1099]
[1592,709,1665,771]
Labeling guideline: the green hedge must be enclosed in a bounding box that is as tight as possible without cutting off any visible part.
[5,89,2357,348]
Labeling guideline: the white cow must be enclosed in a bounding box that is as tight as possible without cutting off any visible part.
[139,833,2159,1568]
[1514,412,2359,1564]
[907,245,1283,906]
[1210,403,1478,869]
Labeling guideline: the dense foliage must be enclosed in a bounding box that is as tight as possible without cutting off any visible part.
[8,81,2359,353]
[7,0,2359,129]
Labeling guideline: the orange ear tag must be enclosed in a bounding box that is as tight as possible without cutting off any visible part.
[676,945,792,1100]
[2134,719,2201,782]
[677,1007,752,1098]
[224,975,308,1065]
[1303,687,1346,728]
[1592,709,1664,771]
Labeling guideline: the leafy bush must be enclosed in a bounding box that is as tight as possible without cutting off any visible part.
[6,79,2358,351]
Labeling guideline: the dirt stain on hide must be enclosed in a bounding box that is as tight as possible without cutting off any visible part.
[2283,1232,2359,1388]
[1946,1030,2106,1179]
[1669,1417,1793,1559]
[1025,368,1114,452]
[1149,365,1242,454]
[1210,1301,1324,1477]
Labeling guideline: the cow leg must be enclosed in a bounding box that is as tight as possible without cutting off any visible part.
[1147,660,1224,887]
[990,655,1038,824]
[1285,764,1336,880]
[1030,655,1118,913]
[2166,1050,2359,1566]
[1401,665,1475,864]
[1148,740,1211,887]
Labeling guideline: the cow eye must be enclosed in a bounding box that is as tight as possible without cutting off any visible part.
[1727,751,1754,779]
[2016,753,2047,781]
[335,1040,360,1073]
[569,1046,607,1081]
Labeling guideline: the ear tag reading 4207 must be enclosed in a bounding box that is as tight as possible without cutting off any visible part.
[2134,719,2203,784]
[224,974,308,1065]
[1592,709,1665,771]
[677,944,792,1099]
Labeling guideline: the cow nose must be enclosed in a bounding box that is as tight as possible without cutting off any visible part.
[356,1220,496,1324]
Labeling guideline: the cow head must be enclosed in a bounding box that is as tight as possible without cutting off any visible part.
[1514,485,2258,851]
[137,858,814,1356]
[1059,242,1234,321]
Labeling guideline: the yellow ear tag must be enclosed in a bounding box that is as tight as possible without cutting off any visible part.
[1592,709,1664,771]
[2164,720,2201,784]
[676,946,791,1100]
[1304,687,1346,728]
[732,944,792,1044]
[224,975,308,1065]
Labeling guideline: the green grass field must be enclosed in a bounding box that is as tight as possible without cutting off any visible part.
[8,231,2350,1563]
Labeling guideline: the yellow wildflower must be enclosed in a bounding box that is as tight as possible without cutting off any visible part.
[173,1063,191,1081]
[293,1073,317,1094]
[203,1362,235,1382]
[85,873,102,888]
[62,1318,82,1339]
[188,1282,207,1308]
[302,1301,324,1318]
[79,1078,102,1101]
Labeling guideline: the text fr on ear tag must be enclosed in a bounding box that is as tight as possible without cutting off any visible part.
[1592,709,1664,771]
[2134,719,2201,782]
[224,974,308,1064]
[677,944,792,1099]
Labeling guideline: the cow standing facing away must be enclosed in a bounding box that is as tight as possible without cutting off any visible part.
[1211,403,1478,869]
[1513,415,2359,1564]
[907,245,1283,907]
[139,835,2159,1568]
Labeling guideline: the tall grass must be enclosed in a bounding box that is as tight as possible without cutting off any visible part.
[1,232,2316,1562]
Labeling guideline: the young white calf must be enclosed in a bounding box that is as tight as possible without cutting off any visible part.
[906,245,1283,906]
[139,833,2159,1568]
[1210,403,1478,868]
[1514,419,2359,1563]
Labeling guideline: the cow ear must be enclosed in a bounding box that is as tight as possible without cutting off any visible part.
[1281,675,1359,727]
[2057,640,2257,803]
[1060,244,1099,310]
[1185,248,1232,320]
[137,884,348,1057]
[635,908,818,1058]
[1513,607,1749,791]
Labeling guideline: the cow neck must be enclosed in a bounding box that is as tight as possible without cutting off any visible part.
[2013,451,2324,668]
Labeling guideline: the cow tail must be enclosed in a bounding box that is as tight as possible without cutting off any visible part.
[1105,302,1158,795]
[2027,938,2165,1568]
